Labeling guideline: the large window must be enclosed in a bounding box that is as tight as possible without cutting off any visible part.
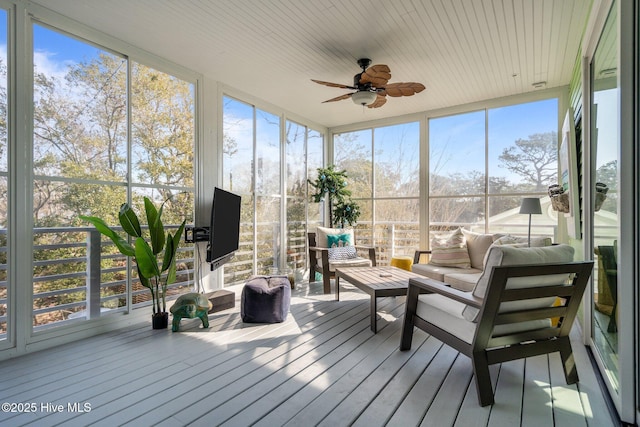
[429,98,558,239]
[286,122,323,276]
[223,96,323,285]
[334,122,420,263]
[31,24,195,331]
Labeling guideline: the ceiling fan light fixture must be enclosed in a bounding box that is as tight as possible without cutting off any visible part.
[351,90,377,106]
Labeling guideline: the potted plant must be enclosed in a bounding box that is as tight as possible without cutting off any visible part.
[80,197,186,329]
[309,165,361,227]
[333,199,361,228]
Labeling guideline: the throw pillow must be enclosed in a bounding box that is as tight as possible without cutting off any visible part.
[328,246,358,260]
[461,229,495,269]
[428,228,471,269]
[327,233,353,248]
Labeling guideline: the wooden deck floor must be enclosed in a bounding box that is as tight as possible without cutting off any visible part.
[0,280,617,427]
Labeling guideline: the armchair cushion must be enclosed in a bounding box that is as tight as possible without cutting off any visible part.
[324,256,372,272]
[462,244,575,321]
[428,228,471,269]
[417,293,553,344]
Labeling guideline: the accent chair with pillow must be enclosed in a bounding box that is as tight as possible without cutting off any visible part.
[308,226,376,294]
[401,244,593,406]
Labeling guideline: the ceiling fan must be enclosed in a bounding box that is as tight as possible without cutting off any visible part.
[312,58,425,108]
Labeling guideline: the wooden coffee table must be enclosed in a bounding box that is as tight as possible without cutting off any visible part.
[335,266,424,333]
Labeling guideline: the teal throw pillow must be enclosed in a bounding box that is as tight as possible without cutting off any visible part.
[327,233,352,248]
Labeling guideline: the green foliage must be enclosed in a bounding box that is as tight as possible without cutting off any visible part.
[333,199,361,228]
[308,165,361,228]
[81,196,186,315]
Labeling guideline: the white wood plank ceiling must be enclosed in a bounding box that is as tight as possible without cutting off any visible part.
[31,0,592,128]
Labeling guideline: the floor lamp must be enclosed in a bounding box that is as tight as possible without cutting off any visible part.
[519,198,542,247]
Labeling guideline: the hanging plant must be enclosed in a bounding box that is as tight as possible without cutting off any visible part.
[309,165,360,228]
[333,199,361,228]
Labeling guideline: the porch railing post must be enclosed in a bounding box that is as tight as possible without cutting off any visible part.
[390,224,396,258]
[87,230,101,319]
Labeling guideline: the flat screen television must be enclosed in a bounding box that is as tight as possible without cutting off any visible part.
[206,187,241,271]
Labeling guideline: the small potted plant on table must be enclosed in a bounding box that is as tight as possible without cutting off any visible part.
[81,197,185,329]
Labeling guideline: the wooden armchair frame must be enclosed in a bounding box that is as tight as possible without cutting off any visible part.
[400,261,593,406]
[308,232,376,294]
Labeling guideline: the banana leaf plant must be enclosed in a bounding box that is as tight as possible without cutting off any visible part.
[80,197,186,317]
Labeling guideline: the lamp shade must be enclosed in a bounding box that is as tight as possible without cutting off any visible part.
[519,197,542,214]
[351,90,377,106]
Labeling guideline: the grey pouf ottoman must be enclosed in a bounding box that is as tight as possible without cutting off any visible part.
[241,275,291,323]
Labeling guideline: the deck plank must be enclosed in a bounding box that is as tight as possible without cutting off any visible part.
[548,352,589,427]
[452,365,498,427]
[521,355,554,427]
[385,343,458,426]
[0,281,617,427]
[420,354,474,426]
[487,359,525,427]
[351,335,444,426]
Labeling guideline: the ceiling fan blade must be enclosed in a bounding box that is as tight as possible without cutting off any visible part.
[367,94,387,109]
[359,64,391,87]
[383,82,426,97]
[311,79,355,89]
[322,93,353,103]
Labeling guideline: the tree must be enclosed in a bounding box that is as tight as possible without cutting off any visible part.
[596,160,618,213]
[498,132,558,191]
[28,46,196,324]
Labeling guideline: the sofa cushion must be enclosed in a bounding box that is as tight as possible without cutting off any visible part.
[461,229,495,269]
[412,263,481,282]
[429,228,471,269]
[462,244,575,321]
[443,271,482,292]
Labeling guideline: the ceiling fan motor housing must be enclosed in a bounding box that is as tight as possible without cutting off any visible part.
[357,58,372,70]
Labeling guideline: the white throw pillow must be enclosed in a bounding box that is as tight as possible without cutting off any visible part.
[429,228,471,269]
[461,229,495,269]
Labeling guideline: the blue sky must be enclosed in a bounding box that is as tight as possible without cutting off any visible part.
[429,98,558,180]
[33,24,102,64]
